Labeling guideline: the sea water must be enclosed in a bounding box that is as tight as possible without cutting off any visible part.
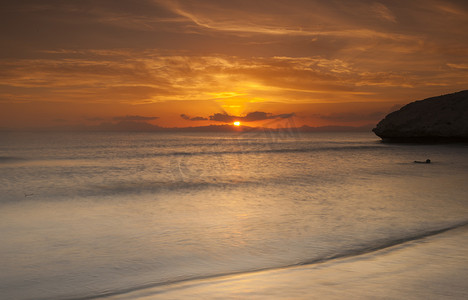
[0,130,467,299]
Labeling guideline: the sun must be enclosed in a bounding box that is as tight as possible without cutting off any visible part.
[233,121,241,126]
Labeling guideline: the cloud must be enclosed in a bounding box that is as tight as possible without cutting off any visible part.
[371,3,397,23]
[311,111,386,123]
[209,113,235,123]
[180,114,208,121]
[447,63,468,69]
[113,115,159,121]
[93,121,162,132]
[1,48,466,107]
[52,118,67,123]
[85,116,104,121]
[209,111,295,123]
[157,0,409,40]
[180,111,294,123]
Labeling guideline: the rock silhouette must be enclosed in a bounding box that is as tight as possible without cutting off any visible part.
[373,90,468,142]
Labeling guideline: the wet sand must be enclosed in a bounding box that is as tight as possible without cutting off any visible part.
[106,224,468,300]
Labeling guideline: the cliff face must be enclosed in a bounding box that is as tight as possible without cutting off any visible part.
[373,90,468,142]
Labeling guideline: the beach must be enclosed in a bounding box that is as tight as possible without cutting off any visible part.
[108,224,468,299]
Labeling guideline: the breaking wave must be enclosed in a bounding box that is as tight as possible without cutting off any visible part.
[66,221,468,300]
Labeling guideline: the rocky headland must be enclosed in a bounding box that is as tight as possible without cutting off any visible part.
[373,90,468,142]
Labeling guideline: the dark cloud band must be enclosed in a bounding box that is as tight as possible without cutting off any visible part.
[181,111,295,123]
[113,115,159,121]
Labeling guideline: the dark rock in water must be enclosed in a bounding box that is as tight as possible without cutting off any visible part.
[373,90,468,142]
[414,159,431,164]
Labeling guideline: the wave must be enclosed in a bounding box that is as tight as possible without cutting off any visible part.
[298,220,468,265]
[92,179,258,196]
[0,156,27,163]
[0,145,386,165]
[146,145,385,158]
[64,220,468,300]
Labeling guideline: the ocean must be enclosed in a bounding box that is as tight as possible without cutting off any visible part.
[1,130,467,299]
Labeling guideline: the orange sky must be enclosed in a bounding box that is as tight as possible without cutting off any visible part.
[1,0,467,129]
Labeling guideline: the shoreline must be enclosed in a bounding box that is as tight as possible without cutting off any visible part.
[104,224,468,300]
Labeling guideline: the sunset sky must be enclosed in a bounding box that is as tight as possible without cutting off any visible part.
[1,0,467,129]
